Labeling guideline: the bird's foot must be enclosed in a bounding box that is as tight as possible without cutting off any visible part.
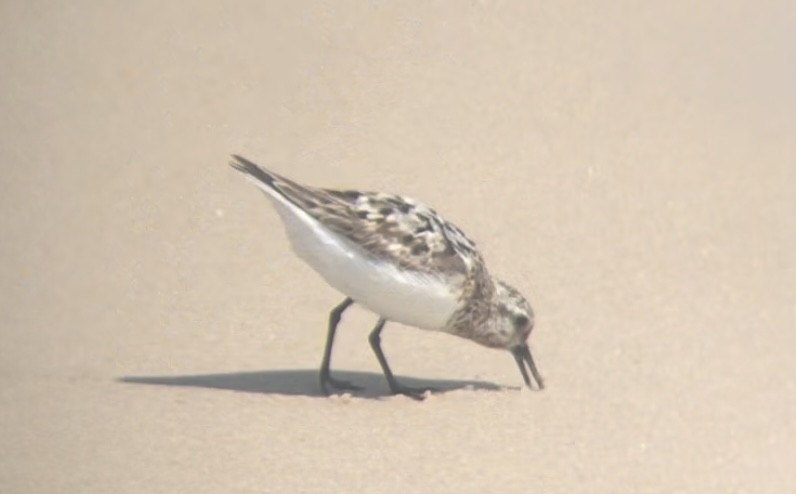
[388,383,436,400]
[320,375,363,395]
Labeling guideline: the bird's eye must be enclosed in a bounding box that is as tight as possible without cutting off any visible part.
[512,314,529,328]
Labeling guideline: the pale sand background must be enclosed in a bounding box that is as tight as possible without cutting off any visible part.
[2,1,795,493]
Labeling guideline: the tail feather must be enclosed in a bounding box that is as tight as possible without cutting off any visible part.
[230,154,323,213]
[229,154,280,188]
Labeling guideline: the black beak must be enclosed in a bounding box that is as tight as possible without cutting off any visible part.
[511,344,544,390]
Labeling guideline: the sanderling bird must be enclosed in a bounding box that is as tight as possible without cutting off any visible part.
[230,155,543,398]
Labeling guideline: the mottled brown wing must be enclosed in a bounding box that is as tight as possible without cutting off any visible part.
[314,189,482,276]
[230,155,479,277]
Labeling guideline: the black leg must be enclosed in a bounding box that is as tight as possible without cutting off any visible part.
[319,297,361,394]
[368,319,430,399]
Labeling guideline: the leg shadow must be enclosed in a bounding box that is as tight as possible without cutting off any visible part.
[118,369,505,399]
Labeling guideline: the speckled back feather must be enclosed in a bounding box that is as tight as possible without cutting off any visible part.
[230,155,483,279]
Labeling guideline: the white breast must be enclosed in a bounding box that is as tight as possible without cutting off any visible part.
[261,192,461,330]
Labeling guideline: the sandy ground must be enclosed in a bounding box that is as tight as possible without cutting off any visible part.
[2,1,795,493]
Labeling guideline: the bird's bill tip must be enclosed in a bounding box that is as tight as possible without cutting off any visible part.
[511,344,544,390]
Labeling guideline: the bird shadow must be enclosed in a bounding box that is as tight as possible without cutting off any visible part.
[118,369,507,399]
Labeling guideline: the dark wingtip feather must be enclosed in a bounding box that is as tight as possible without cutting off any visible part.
[229,155,276,187]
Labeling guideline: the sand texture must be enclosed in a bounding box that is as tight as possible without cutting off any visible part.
[2,1,795,493]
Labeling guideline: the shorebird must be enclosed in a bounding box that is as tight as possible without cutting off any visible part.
[230,155,543,398]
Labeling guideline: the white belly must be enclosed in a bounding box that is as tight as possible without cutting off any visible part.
[267,196,460,330]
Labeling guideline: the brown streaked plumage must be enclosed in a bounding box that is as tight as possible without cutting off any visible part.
[230,155,543,398]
